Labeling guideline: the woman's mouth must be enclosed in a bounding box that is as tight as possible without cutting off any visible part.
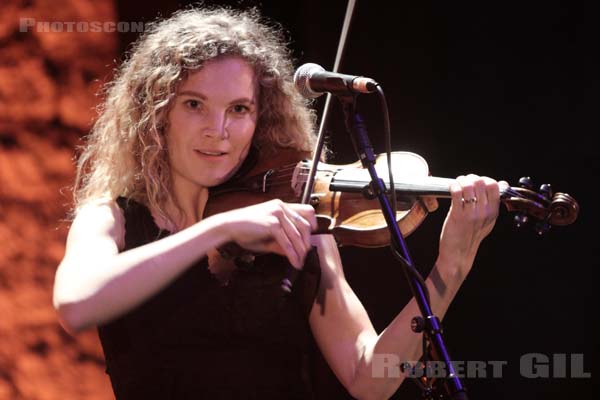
[195,149,227,157]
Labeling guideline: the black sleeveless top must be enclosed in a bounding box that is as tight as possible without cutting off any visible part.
[97,198,322,399]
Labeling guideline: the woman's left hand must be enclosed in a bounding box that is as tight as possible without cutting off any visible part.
[437,174,507,275]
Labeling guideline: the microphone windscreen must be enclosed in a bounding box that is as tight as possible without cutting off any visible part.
[293,63,325,99]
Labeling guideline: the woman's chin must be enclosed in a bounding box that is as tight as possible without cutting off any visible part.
[203,171,236,188]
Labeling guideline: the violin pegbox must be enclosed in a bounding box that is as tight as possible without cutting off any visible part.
[503,176,579,235]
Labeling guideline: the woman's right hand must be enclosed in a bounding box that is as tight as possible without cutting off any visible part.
[211,199,317,269]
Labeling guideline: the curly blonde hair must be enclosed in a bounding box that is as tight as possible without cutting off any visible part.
[73,6,317,224]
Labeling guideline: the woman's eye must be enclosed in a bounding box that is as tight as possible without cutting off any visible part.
[185,99,201,109]
[231,104,250,114]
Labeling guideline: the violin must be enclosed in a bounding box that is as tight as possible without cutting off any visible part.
[204,147,579,247]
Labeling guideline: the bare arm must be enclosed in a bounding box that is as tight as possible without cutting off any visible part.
[53,200,230,334]
[53,198,317,334]
[308,175,504,400]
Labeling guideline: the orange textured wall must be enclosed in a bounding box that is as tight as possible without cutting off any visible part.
[0,1,117,398]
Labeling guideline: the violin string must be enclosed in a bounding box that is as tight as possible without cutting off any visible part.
[264,170,329,187]
[244,164,300,177]
[247,169,313,186]
[250,170,530,202]
[268,165,297,174]
[243,165,310,182]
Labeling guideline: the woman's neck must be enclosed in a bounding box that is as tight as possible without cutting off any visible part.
[159,177,210,233]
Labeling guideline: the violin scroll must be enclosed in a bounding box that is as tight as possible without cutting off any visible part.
[505,176,579,235]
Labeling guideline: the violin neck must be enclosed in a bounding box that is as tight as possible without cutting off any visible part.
[329,173,523,206]
[330,173,455,198]
[389,177,455,198]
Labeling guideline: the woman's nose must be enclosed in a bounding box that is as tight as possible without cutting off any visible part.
[203,110,228,139]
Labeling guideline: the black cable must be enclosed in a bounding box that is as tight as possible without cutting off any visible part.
[376,85,431,304]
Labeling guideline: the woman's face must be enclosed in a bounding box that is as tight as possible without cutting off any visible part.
[165,56,258,189]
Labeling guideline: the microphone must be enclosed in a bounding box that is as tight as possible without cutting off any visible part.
[293,63,379,99]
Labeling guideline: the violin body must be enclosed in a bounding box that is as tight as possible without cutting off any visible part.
[204,147,579,248]
[310,152,439,247]
[204,148,439,247]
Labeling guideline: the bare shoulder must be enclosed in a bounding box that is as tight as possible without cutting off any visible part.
[63,198,125,260]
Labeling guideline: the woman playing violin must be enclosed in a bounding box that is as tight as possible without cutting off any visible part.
[53,6,503,399]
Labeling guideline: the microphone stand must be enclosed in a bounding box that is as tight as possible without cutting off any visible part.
[336,94,468,400]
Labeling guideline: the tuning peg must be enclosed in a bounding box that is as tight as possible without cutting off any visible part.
[513,213,529,229]
[518,176,534,190]
[539,183,553,199]
[535,220,551,235]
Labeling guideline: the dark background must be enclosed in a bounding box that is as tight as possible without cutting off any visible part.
[118,1,595,398]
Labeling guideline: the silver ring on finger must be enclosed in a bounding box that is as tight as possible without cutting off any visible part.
[462,196,477,204]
